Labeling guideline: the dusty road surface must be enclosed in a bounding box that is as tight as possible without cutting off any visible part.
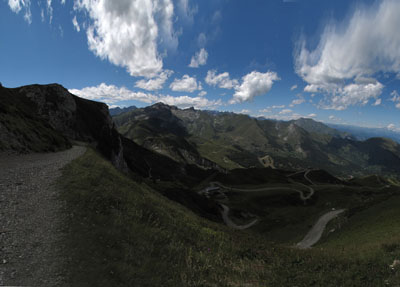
[297,209,346,249]
[0,146,86,286]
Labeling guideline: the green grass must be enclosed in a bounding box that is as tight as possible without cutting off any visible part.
[224,182,395,244]
[320,194,400,255]
[58,148,400,286]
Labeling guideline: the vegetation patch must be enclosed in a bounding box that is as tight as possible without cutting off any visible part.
[58,148,400,286]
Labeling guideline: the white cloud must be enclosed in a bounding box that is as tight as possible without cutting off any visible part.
[279,109,293,115]
[74,0,177,78]
[307,113,317,118]
[211,10,222,24]
[8,0,32,24]
[259,108,271,113]
[328,115,342,122]
[271,105,285,109]
[373,98,382,106]
[135,70,173,91]
[198,90,207,97]
[169,75,201,92]
[230,71,279,104]
[197,32,207,47]
[290,84,297,91]
[47,0,53,23]
[189,48,208,68]
[238,109,250,114]
[320,81,383,110]
[289,96,305,107]
[157,95,221,109]
[266,112,305,121]
[391,90,400,101]
[205,70,239,89]
[177,0,197,24]
[390,90,400,109]
[295,0,400,109]
[61,0,65,4]
[69,83,158,104]
[72,15,80,32]
[387,123,396,131]
[69,83,221,109]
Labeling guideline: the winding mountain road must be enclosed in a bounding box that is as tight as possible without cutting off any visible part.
[0,146,86,286]
[210,181,315,202]
[296,209,346,249]
[219,204,258,230]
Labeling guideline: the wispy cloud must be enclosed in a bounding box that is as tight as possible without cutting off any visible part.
[295,0,400,110]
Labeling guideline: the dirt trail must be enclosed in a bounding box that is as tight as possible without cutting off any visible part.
[0,146,86,286]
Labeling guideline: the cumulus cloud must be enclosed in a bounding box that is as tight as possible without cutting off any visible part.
[69,83,158,104]
[320,81,384,110]
[290,84,298,91]
[8,0,32,24]
[69,83,221,109]
[72,15,80,32]
[189,48,208,68]
[307,113,317,118]
[169,75,201,92]
[205,70,239,89]
[295,0,400,110]
[387,123,396,131]
[135,70,173,91]
[230,71,279,104]
[74,0,177,78]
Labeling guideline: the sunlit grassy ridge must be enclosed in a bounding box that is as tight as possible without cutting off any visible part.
[58,148,400,286]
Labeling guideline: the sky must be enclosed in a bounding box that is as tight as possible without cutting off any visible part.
[1,0,400,130]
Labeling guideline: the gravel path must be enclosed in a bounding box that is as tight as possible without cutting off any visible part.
[0,146,86,286]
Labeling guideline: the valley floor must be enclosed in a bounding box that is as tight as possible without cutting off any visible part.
[0,146,86,286]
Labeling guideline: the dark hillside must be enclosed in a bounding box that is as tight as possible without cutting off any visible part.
[0,85,71,152]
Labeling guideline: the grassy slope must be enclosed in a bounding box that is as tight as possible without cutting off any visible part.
[58,149,400,286]
[320,194,400,254]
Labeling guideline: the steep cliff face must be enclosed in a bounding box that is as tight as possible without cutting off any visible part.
[1,84,215,184]
[0,85,71,152]
[0,84,127,171]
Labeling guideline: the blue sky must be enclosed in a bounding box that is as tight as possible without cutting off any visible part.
[1,0,400,130]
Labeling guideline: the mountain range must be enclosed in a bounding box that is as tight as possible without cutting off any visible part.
[3,83,400,286]
[112,103,400,178]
